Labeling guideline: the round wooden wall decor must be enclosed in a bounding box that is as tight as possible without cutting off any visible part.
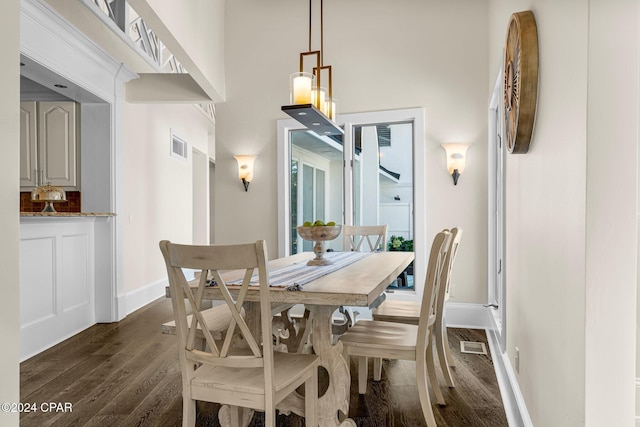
[503,10,539,154]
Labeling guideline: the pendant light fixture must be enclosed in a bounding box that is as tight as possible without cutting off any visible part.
[281,0,343,136]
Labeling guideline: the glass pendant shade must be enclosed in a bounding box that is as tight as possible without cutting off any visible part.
[290,72,315,104]
[311,87,327,112]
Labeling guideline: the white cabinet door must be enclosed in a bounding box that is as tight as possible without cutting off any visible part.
[20,102,38,187]
[38,101,78,188]
[20,220,95,360]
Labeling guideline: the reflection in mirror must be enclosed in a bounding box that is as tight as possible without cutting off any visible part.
[289,130,344,254]
[288,122,415,290]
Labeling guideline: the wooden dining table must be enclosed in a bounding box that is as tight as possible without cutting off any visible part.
[172,250,414,427]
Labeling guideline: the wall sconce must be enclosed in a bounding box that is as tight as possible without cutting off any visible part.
[233,155,256,191]
[441,143,469,185]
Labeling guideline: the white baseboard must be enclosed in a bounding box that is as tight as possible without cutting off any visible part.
[486,326,533,427]
[636,378,640,423]
[445,302,491,329]
[124,278,167,315]
[20,323,94,362]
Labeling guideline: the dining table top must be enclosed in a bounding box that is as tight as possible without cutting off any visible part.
[168,251,414,308]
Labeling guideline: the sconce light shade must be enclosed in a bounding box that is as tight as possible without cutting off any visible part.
[441,143,469,185]
[234,155,257,191]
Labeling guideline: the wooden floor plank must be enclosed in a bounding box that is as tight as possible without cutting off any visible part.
[20,297,508,427]
[47,340,176,427]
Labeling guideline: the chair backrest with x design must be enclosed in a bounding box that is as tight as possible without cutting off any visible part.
[159,240,276,394]
[342,225,388,252]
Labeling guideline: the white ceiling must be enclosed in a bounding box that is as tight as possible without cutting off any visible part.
[20,54,106,103]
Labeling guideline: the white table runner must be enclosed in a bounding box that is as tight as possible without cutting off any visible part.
[228,251,371,290]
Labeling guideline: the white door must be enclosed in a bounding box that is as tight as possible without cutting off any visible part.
[38,101,78,188]
[20,220,95,361]
[209,160,216,244]
[20,102,38,187]
[192,148,209,245]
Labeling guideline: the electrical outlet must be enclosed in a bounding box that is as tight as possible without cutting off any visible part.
[515,347,520,373]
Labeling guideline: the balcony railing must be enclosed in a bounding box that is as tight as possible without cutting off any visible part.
[88,0,214,121]
[91,0,185,73]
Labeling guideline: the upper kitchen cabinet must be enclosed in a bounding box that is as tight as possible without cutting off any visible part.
[20,101,79,190]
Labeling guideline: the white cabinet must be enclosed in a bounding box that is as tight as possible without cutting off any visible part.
[20,101,79,189]
[20,218,95,360]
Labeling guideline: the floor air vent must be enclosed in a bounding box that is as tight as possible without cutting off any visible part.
[460,341,488,355]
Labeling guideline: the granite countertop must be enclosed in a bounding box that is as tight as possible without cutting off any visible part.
[20,212,116,217]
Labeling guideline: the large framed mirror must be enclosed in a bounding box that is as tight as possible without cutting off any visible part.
[278,108,426,297]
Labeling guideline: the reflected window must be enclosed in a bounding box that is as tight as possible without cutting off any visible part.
[290,131,343,254]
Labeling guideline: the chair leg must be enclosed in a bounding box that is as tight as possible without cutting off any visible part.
[229,406,241,427]
[373,357,383,381]
[416,350,438,427]
[427,336,446,406]
[305,366,318,427]
[443,326,455,367]
[219,406,253,427]
[182,397,196,427]
[435,318,455,387]
[265,409,276,427]
[358,356,368,394]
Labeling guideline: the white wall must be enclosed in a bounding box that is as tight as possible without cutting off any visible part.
[122,103,213,295]
[0,1,21,425]
[217,0,489,304]
[489,1,588,425]
[585,0,638,425]
[488,0,638,425]
[130,0,226,102]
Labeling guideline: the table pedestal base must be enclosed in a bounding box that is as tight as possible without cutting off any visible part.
[278,304,356,427]
[218,304,355,427]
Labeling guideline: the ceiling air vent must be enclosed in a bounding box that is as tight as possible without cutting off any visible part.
[170,130,188,160]
[460,341,488,355]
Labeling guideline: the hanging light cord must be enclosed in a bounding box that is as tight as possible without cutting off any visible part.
[307,0,325,65]
[320,0,324,65]
[308,0,312,52]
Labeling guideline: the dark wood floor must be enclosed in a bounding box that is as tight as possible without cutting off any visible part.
[20,298,508,427]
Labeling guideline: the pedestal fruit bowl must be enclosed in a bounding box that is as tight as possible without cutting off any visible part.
[297,222,342,266]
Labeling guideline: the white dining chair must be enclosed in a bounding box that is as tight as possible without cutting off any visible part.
[342,225,388,253]
[161,304,240,350]
[339,230,452,427]
[372,227,463,388]
[332,225,388,335]
[159,240,319,427]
